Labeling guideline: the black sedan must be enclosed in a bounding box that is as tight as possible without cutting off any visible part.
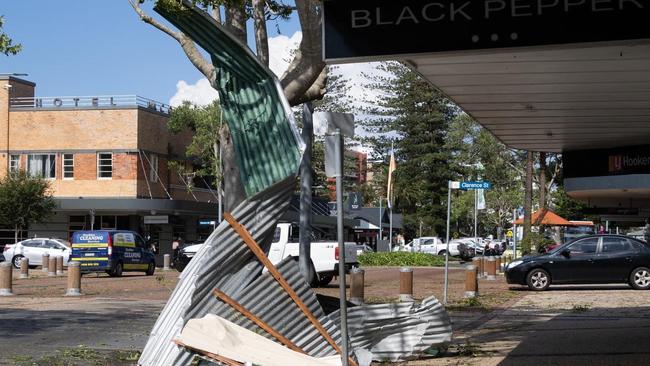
[506,235,650,291]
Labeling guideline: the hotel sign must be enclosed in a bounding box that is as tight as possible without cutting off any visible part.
[323,0,650,60]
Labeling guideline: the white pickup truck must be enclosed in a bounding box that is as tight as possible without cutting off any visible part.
[174,223,358,287]
[395,237,460,256]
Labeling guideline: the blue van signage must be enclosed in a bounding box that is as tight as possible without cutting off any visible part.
[76,232,108,243]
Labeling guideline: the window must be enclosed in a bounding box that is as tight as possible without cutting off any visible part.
[97,152,113,179]
[149,154,159,183]
[9,155,20,172]
[27,154,56,178]
[62,154,74,179]
[22,240,43,248]
[567,237,599,256]
[602,237,632,253]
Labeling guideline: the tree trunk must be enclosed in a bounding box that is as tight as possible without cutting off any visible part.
[539,152,546,210]
[523,151,533,243]
[299,103,315,285]
[220,123,246,212]
[252,0,269,66]
[224,3,247,44]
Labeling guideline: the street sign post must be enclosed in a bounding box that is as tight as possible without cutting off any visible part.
[460,181,492,190]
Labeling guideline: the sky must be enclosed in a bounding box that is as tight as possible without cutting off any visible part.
[0,1,304,105]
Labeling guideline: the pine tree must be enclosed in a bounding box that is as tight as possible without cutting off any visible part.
[359,62,456,238]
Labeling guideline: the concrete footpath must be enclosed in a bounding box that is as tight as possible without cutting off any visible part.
[415,285,650,366]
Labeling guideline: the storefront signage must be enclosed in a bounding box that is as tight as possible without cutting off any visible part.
[565,145,650,178]
[144,215,169,224]
[323,0,650,60]
[349,192,363,211]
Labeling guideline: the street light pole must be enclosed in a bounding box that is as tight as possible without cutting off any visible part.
[443,181,455,305]
[334,128,349,366]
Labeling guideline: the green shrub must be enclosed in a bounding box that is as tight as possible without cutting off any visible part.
[358,252,449,267]
[520,232,555,254]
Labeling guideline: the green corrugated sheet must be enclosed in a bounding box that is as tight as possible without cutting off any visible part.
[156,1,303,198]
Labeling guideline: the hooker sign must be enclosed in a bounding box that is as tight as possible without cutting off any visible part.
[323,0,650,61]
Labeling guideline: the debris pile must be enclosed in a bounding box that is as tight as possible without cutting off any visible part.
[139,2,452,365]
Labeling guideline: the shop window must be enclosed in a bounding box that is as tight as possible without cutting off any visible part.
[62,154,74,179]
[28,154,56,179]
[68,215,86,241]
[9,155,20,173]
[97,152,113,179]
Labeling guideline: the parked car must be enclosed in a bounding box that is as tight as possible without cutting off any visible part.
[173,242,204,272]
[449,238,477,260]
[506,234,650,291]
[175,223,358,287]
[70,230,156,277]
[3,238,71,269]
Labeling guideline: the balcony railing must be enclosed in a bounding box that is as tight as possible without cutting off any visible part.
[9,95,171,115]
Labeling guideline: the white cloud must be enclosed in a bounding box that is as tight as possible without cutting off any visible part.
[268,31,302,77]
[169,78,219,107]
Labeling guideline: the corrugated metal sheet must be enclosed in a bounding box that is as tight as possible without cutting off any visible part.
[328,297,452,362]
[139,178,297,365]
[156,1,303,198]
[212,257,341,357]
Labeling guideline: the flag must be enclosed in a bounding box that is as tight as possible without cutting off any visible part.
[387,147,396,209]
[477,189,486,210]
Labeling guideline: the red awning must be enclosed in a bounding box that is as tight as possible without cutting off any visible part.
[513,209,573,226]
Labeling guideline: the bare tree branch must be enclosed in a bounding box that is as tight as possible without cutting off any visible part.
[252,0,269,66]
[129,1,217,84]
[280,0,325,106]
[129,0,181,41]
[292,67,327,105]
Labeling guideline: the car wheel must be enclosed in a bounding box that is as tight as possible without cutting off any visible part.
[109,262,123,277]
[526,268,550,291]
[629,267,650,290]
[146,261,155,276]
[438,250,446,256]
[12,255,24,269]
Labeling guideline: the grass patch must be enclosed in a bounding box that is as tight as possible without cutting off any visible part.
[358,252,453,267]
[456,340,483,357]
[572,304,591,313]
[112,350,141,361]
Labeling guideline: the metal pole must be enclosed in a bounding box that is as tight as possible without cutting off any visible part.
[474,189,478,250]
[443,181,451,305]
[218,142,223,223]
[513,209,517,259]
[300,103,314,284]
[378,197,382,247]
[335,129,349,366]
[389,206,393,252]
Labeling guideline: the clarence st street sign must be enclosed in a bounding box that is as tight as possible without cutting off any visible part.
[460,181,492,190]
[323,0,650,61]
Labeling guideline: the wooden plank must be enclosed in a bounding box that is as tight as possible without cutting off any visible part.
[173,339,243,366]
[213,289,306,354]
[224,212,357,366]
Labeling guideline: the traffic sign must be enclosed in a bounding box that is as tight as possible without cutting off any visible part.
[460,181,492,190]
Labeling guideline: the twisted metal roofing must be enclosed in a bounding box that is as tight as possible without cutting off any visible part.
[329,297,452,362]
[156,1,303,198]
[139,178,297,365]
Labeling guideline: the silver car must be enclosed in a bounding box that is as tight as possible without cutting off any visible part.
[3,238,71,268]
